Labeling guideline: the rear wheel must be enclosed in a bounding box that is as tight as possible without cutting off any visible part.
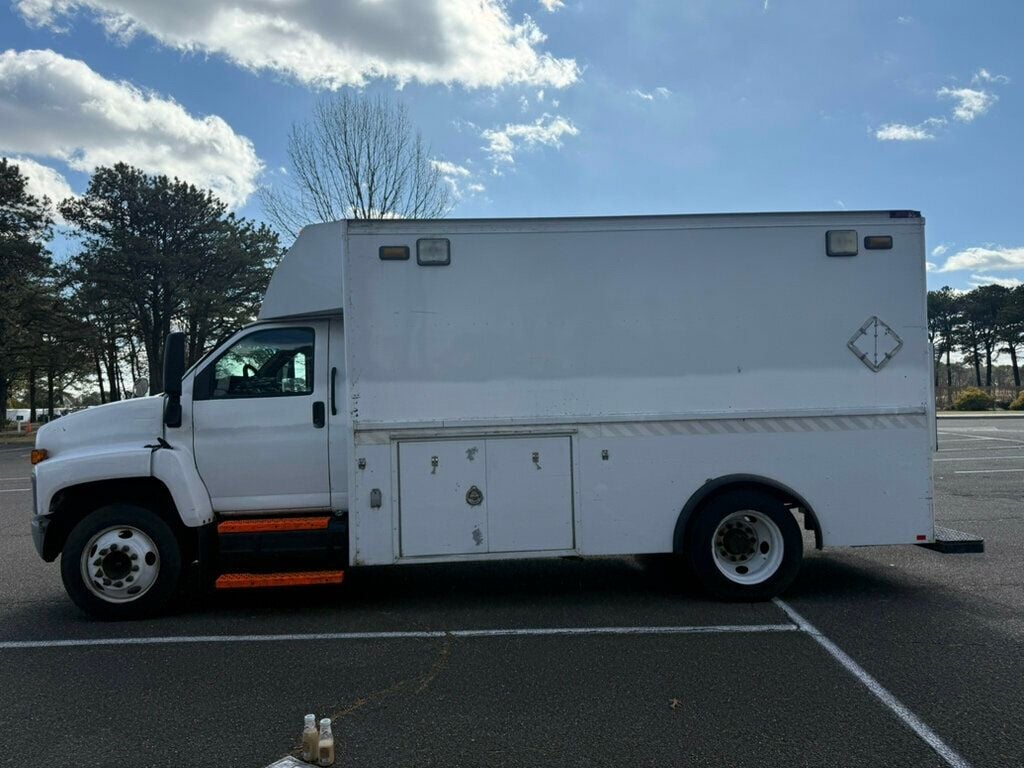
[61,504,182,620]
[686,489,802,601]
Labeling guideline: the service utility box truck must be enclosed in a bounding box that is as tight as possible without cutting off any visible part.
[29,211,973,619]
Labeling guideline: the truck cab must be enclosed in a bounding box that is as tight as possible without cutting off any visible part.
[31,223,353,619]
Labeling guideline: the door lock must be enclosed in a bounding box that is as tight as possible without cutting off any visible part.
[465,485,484,506]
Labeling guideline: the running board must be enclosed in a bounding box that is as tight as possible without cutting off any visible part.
[214,571,345,590]
[217,516,331,534]
[916,526,984,554]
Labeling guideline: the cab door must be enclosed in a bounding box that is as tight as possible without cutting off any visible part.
[192,322,330,513]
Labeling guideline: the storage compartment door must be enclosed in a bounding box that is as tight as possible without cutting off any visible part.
[485,436,574,553]
[398,440,488,557]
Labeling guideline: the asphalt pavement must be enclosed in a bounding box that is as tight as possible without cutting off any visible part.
[0,418,1021,767]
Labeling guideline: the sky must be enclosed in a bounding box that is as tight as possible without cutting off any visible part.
[0,0,1021,291]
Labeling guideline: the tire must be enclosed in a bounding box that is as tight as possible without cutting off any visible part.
[685,489,802,602]
[60,504,182,620]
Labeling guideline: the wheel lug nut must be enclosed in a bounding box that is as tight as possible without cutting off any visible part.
[113,581,123,588]
[130,554,138,561]
[126,575,134,583]
[102,578,112,586]
[131,565,140,572]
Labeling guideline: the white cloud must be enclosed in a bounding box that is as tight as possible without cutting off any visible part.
[972,68,1009,85]
[875,119,944,141]
[631,86,671,101]
[481,114,579,169]
[940,246,1024,273]
[16,0,579,90]
[536,90,545,102]
[969,273,1023,288]
[875,68,1006,141]
[539,0,565,11]
[937,87,997,122]
[931,243,949,258]
[430,158,483,199]
[430,160,471,178]
[896,15,912,24]
[926,262,937,272]
[0,49,262,207]
[5,156,74,205]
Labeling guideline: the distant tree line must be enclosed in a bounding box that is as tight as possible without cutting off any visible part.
[928,285,1024,389]
[1,159,280,421]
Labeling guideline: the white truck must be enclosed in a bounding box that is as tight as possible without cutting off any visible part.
[29,211,977,619]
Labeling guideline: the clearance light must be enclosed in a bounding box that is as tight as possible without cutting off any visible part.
[379,245,410,261]
[864,235,893,250]
[30,449,48,465]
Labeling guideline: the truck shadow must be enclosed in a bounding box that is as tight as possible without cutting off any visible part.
[197,549,915,617]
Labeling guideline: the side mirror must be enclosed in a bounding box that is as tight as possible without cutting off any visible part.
[163,332,186,428]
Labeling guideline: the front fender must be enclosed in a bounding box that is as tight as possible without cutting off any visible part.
[32,443,213,528]
[152,447,214,526]
[34,444,152,518]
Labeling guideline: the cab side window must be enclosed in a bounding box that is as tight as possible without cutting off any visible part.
[195,328,314,400]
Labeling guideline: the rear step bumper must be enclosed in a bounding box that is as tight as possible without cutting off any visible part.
[916,526,984,554]
[215,571,345,589]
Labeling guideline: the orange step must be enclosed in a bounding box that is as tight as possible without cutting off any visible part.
[215,570,345,590]
[217,516,331,534]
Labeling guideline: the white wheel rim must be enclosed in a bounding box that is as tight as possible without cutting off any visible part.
[80,526,160,603]
[711,510,784,585]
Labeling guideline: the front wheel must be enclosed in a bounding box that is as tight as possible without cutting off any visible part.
[61,504,182,620]
[686,490,802,601]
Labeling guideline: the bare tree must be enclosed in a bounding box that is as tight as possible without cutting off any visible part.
[261,93,452,237]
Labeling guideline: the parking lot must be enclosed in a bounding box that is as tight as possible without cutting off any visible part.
[0,416,1021,768]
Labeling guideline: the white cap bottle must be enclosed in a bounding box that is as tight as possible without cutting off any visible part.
[318,717,335,766]
[301,714,318,763]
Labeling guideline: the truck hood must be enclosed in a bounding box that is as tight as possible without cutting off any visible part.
[35,397,165,456]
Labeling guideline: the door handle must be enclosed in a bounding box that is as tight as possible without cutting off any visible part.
[330,367,338,416]
[312,401,325,428]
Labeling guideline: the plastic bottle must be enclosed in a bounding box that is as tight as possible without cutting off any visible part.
[317,717,335,766]
[301,714,318,763]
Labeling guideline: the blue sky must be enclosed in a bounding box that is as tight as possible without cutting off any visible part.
[1,0,1021,289]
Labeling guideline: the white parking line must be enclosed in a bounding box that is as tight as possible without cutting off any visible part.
[938,445,1024,453]
[934,456,1024,462]
[0,488,30,493]
[953,468,1024,474]
[774,599,971,768]
[0,623,798,650]
[0,476,30,481]
[938,433,1024,446]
